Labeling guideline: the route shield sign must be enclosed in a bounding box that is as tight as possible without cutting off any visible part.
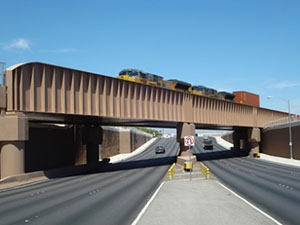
[184,136,195,146]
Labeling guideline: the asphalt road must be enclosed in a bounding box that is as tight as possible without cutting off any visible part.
[0,137,178,225]
[193,136,300,225]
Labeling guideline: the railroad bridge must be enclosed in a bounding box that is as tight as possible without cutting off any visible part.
[0,62,287,178]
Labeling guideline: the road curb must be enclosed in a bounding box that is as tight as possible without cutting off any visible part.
[110,137,158,163]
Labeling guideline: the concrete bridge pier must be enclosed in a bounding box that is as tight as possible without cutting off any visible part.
[176,122,197,166]
[0,113,28,179]
[247,127,261,156]
[232,128,261,156]
[82,125,103,164]
[1,142,25,179]
[232,129,249,151]
[232,131,241,150]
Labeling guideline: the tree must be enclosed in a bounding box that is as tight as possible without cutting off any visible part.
[136,127,162,137]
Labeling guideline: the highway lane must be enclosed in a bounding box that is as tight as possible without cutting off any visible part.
[0,137,178,225]
[193,136,300,225]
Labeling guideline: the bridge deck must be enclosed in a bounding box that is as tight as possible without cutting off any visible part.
[4,62,287,128]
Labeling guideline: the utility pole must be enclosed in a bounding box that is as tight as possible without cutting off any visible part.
[287,99,293,159]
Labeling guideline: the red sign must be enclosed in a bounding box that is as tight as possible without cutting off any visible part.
[184,136,195,146]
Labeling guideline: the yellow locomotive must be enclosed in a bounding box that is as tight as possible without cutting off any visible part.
[118,68,235,101]
[190,85,218,98]
[118,69,162,86]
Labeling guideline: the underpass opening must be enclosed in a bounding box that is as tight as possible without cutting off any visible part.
[21,121,258,175]
[21,122,155,177]
[1,110,263,179]
[192,128,254,161]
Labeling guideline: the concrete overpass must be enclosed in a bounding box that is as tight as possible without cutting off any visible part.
[0,62,288,178]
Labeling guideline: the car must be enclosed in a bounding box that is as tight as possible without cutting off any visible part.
[155,146,165,154]
[203,136,213,150]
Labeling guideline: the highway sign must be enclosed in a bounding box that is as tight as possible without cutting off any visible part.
[184,136,195,146]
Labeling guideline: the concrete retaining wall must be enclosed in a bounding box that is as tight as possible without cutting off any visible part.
[221,132,233,144]
[131,129,151,152]
[221,124,300,160]
[101,127,151,158]
[102,127,121,158]
[262,123,300,160]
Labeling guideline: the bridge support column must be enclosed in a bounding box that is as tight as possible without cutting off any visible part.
[83,125,103,165]
[1,142,25,178]
[247,127,261,157]
[74,125,85,166]
[232,129,248,151]
[176,122,197,167]
[232,128,261,156]
[0,113,28,179]
[232,131,241,150]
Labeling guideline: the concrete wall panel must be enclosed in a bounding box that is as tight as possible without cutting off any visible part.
[262,124,300,160]
[102,128,121,158]
[131,131,151,152]
[119,131,130,154]
[0,114,28,141]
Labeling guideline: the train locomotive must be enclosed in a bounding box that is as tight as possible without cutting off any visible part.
[118,68,246,103]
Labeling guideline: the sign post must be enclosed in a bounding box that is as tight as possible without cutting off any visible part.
[184,136,195,180]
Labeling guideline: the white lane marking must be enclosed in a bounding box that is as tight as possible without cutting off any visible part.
[131,182,165,225]
[216,181,283,225]
[278,183,293,190]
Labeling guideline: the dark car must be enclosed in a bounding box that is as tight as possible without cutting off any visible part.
[203,136,213,150]
[155,146,165,154]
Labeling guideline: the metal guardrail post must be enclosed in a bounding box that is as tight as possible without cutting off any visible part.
[168,163,176,180]
[200,163,210,179]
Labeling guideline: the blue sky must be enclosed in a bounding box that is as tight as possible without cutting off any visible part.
[1,0,300,114]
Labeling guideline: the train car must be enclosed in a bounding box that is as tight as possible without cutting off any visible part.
[233,91,259,107]
[118,69,235,102]
[190,85,207,96]
[217,91,235,101]
[146,72,164,86]
[159,79,176,89]
[190,85,218,98]
[118,69,163,86]
[206,88,218,97]
[168,79,191,91]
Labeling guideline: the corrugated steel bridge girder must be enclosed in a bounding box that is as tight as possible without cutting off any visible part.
[5,62,287,128]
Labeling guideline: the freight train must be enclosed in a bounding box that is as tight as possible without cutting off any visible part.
[118,68,257,105]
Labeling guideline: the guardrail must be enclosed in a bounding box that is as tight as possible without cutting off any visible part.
[200,163,210,179]
[168,163,176,180]
[264,116,300,128]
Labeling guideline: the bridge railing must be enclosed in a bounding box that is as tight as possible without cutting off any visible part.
[264,116,300,128]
